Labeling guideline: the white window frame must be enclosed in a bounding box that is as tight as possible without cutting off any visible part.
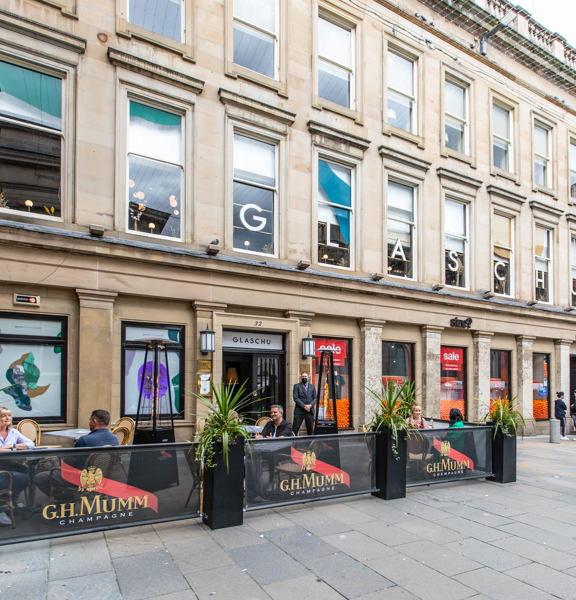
[386,180,416,280]
[533,122,552,189]
[444,197,469,289]
[492,101,513,173]
[534,225,552,303]
[569,137,576,202]
[444,76,470,156]
[386,49,416,135]
[231,130,279,257]
[492,212,514,297]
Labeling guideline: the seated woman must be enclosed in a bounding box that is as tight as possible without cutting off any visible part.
[406,405,428,429]
[449,408,464,428]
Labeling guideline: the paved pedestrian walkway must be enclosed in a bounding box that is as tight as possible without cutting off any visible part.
[2,435,576,600]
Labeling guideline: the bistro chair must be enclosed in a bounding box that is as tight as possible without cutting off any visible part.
[111,417,135,444]
[255,416,272,427]
[0,471,16,528]
[112,426,131,446]
[16,419,41,446]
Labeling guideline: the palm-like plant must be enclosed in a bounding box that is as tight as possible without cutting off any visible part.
[193,380,255,470]
[482,395,526,438]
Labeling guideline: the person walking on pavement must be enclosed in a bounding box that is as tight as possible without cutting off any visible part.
[292,371,316,435]
[555,391,568,440]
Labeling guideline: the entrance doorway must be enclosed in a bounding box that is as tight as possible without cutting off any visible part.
[222,352,285,419]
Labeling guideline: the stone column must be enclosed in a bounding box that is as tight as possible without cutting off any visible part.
[359,319,386,425]
[516,335,535,419]
[421,326,443,418]
[472,331,494,422]
[554,339,572,398]
[76,289,118,426]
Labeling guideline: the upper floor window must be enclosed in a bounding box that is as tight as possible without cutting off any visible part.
[570,139,576,201]
[493,103,512,172]
[0,60,62,218]
[534,226,551,302]
[318,158,353,268]
[387,181,414,278]
[493,213,513,296]
[128,0,184,42]
[127,101,183,239]
[233,133,276,255]
[571,236,576,307]
[534,123,551,188]
[387,51,415,133]
[444,199,467,288]
[444,79,468,154]
[233,0,278,79]
[318,16,354,108]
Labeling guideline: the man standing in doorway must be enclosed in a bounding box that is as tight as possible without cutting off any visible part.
[555,392,568,440]
[292,371,316,435]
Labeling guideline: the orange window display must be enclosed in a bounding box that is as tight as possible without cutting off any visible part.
[440,347,466,420]
[532,353,550,420]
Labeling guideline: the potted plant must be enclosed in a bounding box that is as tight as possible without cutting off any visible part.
[482,396,526,483]
[193,380,254,529]
[365,379,414,499]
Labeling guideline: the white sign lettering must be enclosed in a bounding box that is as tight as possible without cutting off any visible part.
[390,239,407,262]
[447,250,460,272]
[240,203,267,232]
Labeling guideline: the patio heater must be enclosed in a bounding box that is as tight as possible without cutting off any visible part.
[314,350,339,435]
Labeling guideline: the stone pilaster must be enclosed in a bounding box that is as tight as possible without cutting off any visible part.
[359,319,386,424]
[76,289,118,426]
[472,331,494,422]
[516,335,536,419]
[421,326,443,417]
[554,339,572,398]
[284,310,315,374]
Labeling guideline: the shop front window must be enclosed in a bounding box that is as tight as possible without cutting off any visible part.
[312,337,351,429]
[440,346,466,420]
[0,314,66,422]
[533,353,549,420]
[490,350,510,408]
[121,323,184,417]
[382,341,413,387]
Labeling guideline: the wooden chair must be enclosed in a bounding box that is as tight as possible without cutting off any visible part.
[0,471,16,528]
[112,425,131,445]
[16,419,41,446]
[112,417,135,444]
[255,416,272,426]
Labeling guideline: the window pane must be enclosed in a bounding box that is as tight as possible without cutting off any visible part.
[493,138,509,170]
[535,228,549,259]
[382,341,413,381]
[445,81,465,118]
[318,18,351,68]
[493,104,509,139]
[234,0,276,32]
[233,181,274,254]
[445,201,465,236]
[532,353,549,419]
[445,117,465,152]
[318,160,351,207]
[233,22,275,78]
[534,125,548,156]
[388,92,412,132]
[490,350,510,402]
[128,155,182,238]
[129,102,182,164]
[318,60,350,107]
[0,60,61,130]
[493,214,511,247]
[129,0,182,41]
[440,346,466,420]
[388,182,413,216]
[388,53,413,95]
[234,135,275,186]
[125,325,181,343]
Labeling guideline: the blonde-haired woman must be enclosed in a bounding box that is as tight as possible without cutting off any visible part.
[406,405,428,429]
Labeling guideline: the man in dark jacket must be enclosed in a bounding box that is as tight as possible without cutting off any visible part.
[292,371,316,435]
[555,392,568,440]
[257,405,292,438]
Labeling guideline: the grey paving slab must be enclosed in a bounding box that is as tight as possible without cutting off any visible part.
[46,571,121,600]
[443,503,513,527]
[395,539,481,576]
[355,588,420,600]
[228,541,308,585]
[454,566,556,600]
[319,498,380,526]
[244,509,301,532]
[491,535,576,570]
[496,522,576,552]
[435,514,510,543]
[282,507,350,536]
[105,525,165,558]
[395,515,465,544]
[209,524,268,550]
[113,549,190,600]
[308,551,394,598]
[145,592,198,600]
[263,573,345,600]
[445,537,531,571]
[185,564,270,600]
[354,520,422,547]
[264,525,336,561]
[505,563,576,599]
[166,536,235,575]
[0,568,46,600]
[48,535,111,580]
[322,530,397,562]
[0,540,50,575]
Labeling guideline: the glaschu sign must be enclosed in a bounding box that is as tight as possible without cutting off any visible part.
[450,317,472,329]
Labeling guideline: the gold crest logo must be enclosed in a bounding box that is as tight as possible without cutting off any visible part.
[79,466,104,492]
[440,441,451,457]
[301,450,316,471]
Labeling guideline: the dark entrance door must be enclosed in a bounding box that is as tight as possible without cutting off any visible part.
[222,351,284,419]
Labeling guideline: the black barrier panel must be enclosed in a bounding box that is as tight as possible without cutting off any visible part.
[405,426,492,487]
[0,443,201,545]
[245,432,376,510]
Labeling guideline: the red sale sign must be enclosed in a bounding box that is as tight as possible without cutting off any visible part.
[314,338,348,366]
[441,347,464,371]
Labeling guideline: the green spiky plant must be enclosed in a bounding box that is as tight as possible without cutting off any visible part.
[193,380,256,471]
[481,395,526,438]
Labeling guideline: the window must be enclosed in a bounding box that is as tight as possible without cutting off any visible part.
[233,133,276,254]
[493,103,512,171]
[387,181,414,278]
[444,199,467,288]
[127,100,183,239]
[318,15,354,108]
[532,353,549,420]
[570,139,576,201]
[318,158,353,268]
[0,60,62,218]
[571,236,576,307]
[490,350,510,405]
[128,0,183,42]
[534,123,551,187]
[493,213,513,296]
[440,346,466,420]
[0,313,66,422]
[121,323,184,417]
[382,342,414,384]
[534,226,551,302]
[387,51,415,133]
[233,0,278,79]
[444,79,468,154]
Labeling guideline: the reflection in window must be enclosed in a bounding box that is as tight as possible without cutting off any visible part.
[318,16,353,108]
[318,159,352,267]
[233,0,277,78]
[534,124,550,187]
[387,51,415,133]
[493,103,511,171]
[233,134,276,254]
[532,353,549,420]
[440,346,466,420]
[534,226,551,302]
[387,181,414,278]
[0,60,62,217]
[493,213,513,296]
[490,350,510,404]
[128,0,183,42]
[127,101,183,238]
[445,79,468,153]
[444,199,467,288]
[382,341,413,383]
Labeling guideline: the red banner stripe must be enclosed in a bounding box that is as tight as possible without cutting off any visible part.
[61,461,159,512]
[290,446,350,487]
[432,438,475,470]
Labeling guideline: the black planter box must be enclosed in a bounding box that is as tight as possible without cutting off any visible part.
[487,429,516,483]
[372,429,407,500]
[202,439,245,529]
